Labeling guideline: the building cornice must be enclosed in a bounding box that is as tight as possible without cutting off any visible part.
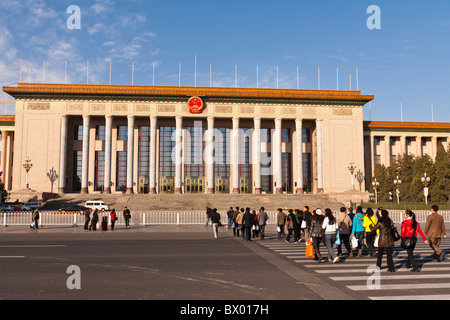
[3,83,374,105]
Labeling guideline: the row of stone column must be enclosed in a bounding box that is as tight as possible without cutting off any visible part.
[58,115,324,194]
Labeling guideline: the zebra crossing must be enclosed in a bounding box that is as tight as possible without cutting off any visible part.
[259,238,450,300]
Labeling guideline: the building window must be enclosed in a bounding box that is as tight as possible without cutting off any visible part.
[159,126,175,177]
[302,153,311,192]
[74,125,83,141]
[116,151,127,192]
[374,155,381,166]
[185,126,205,178]
[282,128,290,143]
[138,126,150,179]
[282,152,292,192]
[94,151,105,191]
[302,128,311,143]
[72,150,82,191]
[238,128,252,178]
[95,126,105,141]
[214,127,230,178]
[117,126,128,141]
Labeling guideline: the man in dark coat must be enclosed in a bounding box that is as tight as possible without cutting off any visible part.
[243,207,253,241]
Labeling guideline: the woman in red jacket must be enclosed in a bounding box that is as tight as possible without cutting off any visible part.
[401,210,428,272]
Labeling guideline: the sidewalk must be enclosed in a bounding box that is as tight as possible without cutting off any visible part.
[0,224,242,234]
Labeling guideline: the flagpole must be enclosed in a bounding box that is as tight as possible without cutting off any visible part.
[179,62,181,87]
[65,60,68,84]
[318,66,320,90]
[132,60,135,85]
[257,64,259,89]
[195,54,197,87]
[276,65,279,89]
[109,60,112,85]
[297,65,299,89]
[356,68,359,91]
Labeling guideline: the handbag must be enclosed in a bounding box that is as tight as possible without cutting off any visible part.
[401,222,417,249]
[350,235,358,249]
[305,239,314,258]
[334,231,341,245]
[374,234,379,247]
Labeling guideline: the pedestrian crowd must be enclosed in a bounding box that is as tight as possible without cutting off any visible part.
[207,204,447,272]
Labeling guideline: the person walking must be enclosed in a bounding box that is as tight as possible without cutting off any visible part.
[236,208,245,239]
[251,210,259,238]
[276,208,286,240]
[257,207,269,240]
[285,209,300,243]
[309,208,325,263]
[302,206,312,240]
[123,206,131,228]
[211,208,221,239]
[295,209,303,242]
[425,205,447,262]
[322,208,339,263]
[243,207,253,241]
[232,207,240,237]
[369,210,395,272]
[83,208,91,230]
[337,207,353,257]
[351,206,366,257]
[227,207,234,229]
[363,208,378,257]
[205,207,211,227]
[110,209,117,230]
[401,210,428,272]
[31,208,40,229]
[90,209,99,232]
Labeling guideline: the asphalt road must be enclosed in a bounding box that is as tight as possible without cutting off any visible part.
[0,228,333,302]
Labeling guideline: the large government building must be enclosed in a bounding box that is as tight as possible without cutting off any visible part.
[1,83,449,199]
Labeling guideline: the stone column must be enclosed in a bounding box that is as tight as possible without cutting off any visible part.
[385,135,391,167]
[58,115,68,194]
[81,115,90,194]
[231,117,240,194]
[126,115,135,194]
[206,117,215,194]
[174,116,183,194]
[316,119,324,194]
[253,117,261,194]
[149,116,157,194]
[431,136,438,160]
[416,136,423,158]
[274,118,283,194]
[295,118,303,194]
[400,135,406,156]
[0,131,7,184]
[104,115,112,194]
[370,134,375,176]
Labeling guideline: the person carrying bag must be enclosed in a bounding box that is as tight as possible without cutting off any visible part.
[401,210,428,272]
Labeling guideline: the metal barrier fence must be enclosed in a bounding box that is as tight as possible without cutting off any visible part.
[2,210,450,227]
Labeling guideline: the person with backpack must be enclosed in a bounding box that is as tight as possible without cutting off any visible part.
[369,210,395,272]
[285,209,300,243]
[337,207,353,257]
[401,210,428,272]
[351,206,366,257]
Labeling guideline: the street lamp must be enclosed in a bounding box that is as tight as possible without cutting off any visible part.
[372,178,380,204]
[347,160,356,190]
[23,157,33,189]
[421,172,431,205]
[393,175,402,204]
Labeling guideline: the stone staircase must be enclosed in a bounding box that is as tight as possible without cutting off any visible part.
[42,193,346,212]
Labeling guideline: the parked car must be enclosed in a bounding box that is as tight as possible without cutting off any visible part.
[1,205,22,212]
[59,205,89,213]
[84,201,109,211]
[20,205,32,211]
[22,202,42,209]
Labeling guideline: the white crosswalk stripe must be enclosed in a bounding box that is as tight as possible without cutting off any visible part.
[259,238,450,300]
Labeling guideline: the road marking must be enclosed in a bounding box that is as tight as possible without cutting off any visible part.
[0,256,25,258]
[331,273,450,281]
[0,245,66,248]
[370,294,450,300]
[348,282,450,291]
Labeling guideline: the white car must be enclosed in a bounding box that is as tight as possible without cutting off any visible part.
[84,201,109,211]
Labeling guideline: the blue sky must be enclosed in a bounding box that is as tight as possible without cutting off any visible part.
[1,0,449,122]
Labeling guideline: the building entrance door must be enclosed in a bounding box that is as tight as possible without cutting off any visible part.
[215,177,229,194]
[184,176,205,194]
[239,177,251,194]
[159,176,174,194]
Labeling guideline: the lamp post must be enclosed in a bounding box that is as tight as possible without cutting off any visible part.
[372,178,380,204]
[393,175,402,204]
[23,157,33,190]
[421,172,430,205]
[347,160,356,190]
